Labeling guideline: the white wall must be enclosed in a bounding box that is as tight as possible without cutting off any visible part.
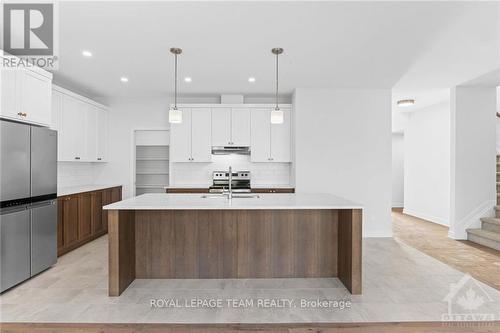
[449,87,497,239]
[391,133,404,208]
[403,102,450,225]
[293,89,392,237]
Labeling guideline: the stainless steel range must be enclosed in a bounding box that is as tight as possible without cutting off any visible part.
[209,170,251,193]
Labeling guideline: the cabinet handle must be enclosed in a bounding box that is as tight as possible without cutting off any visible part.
[97,158,102,161]
[75,157,80,160]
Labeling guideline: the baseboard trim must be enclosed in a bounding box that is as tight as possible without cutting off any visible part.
[449,200,495,240]
[402,208,449,226]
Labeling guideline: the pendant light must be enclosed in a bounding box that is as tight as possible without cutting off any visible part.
[270,47,284,124]
[169,47,183,123]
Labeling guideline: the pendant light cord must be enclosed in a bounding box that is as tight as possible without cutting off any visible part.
[174,53,178,109]
[275,52,279,111]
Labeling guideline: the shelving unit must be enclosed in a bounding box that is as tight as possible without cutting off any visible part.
[135,145,169,195]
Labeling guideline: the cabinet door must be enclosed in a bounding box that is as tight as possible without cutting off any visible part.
[111,187,121,203]
[62,196,79,248]
[20,69,51,126]
[91,191,104,235]
[250,108,271,162]
[211,107,231,146]
[51,90,62,131]
[96,108,107,162]
[60,95,85,161]
[231,108,251,146]
[57,199,64,253]
[270,108,291,162]
[191,108,212,162]
[101,189,112,232]
[170,108,192,162]
[85,104,98,162]
[0,68,20,119]
[78,193,92,241]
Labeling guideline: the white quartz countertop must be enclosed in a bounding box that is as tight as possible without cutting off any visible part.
[58,184,122,197]
[103,193,362,210]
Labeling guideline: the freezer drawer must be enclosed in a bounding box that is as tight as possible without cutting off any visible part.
[0,120,31,203]
[0,207,31,292]
[31,126,57,197]
[31,200,57,275]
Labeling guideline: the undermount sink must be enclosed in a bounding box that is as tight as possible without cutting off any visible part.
[200,194,260,199]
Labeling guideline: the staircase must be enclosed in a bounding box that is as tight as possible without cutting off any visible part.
[466,155,500,251]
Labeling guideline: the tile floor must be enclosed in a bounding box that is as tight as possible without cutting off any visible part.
[1,235,499,323]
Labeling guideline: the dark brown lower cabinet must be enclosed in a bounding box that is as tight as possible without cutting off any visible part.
[91,191,104,235]
[101,188,112,232]
[61,195,79,250]
[57,186,122,256]
[78,193,92,242]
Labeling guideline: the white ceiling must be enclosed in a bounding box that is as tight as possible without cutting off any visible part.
[45,1,500,102]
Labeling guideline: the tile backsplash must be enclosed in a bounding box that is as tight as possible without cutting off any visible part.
[58,162,99,188]
[170,155,291,186]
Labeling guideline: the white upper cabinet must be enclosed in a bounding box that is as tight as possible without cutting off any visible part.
[20,70,52,126]
[211,107,231,146]
[251,107,291,162]
[250,108,272,162]
[170,108,192,162]
[211,107,250,146]
[191,108,212,162]
[170,108,212,162]
[0,62,52,127]
[60,95,86,161]
[231,108,251,146]
[1,69,20,120]
[96,108,107,162]
[270,108,291,162]
[85,104,98,161]
[53,85,108,162]
[171,104,291,164]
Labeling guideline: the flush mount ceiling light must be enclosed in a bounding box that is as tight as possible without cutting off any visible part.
[184,77,192,83]
[270,47,284,124]
[169,47,183,124]
[248,77,256,83]
[120,77,129,83]
[397,99,415,107]
[82,50,92,57]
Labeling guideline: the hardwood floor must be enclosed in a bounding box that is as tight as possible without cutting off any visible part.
[1,322,499,333]
[392,209,500,290]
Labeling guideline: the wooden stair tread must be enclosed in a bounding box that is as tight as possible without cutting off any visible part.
[480,217,500,226]
[467,228,500,241]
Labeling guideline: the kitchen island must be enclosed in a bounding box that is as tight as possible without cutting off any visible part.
[103,193,362,296]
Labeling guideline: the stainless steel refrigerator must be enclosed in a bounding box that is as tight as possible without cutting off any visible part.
[0,119,57,292]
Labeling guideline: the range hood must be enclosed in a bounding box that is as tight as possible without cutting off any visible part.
[211,146,250,155]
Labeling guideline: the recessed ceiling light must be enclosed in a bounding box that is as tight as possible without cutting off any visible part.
[397,99,415,107]
[248,77,256,83]
[82,50,92,57]
[120,77,129,83]
[184,77,192,83]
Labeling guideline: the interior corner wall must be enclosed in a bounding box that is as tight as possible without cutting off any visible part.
[391,133,404,208]
[403,102,451,226]
[293,89,392,237]
[449,86,497,239]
